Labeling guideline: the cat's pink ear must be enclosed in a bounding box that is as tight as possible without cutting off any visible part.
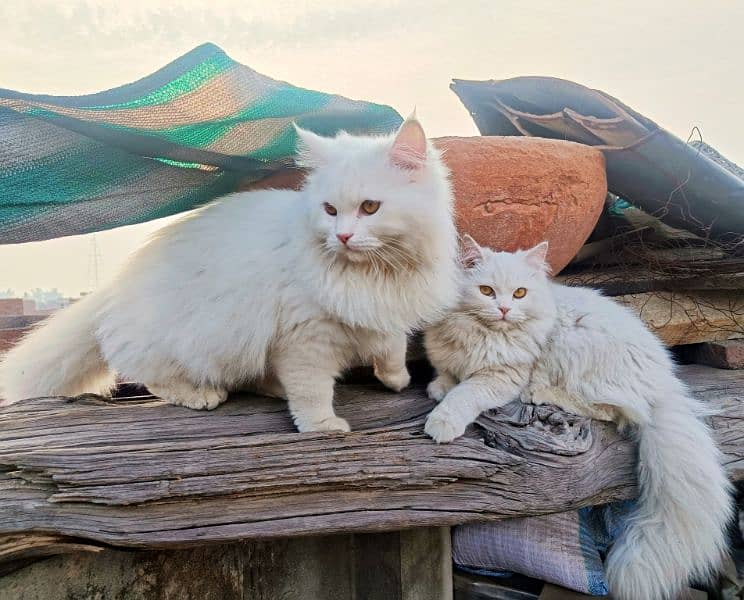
[389,114,428,171]
[294,124,332,168]
[523,241,550,272]
[460,234,484,268]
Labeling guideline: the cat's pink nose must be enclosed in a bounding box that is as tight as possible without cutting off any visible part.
[337,233,354,245]
[499,306,511,316]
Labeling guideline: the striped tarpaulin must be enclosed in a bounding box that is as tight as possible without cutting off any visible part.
[0,43,402,244]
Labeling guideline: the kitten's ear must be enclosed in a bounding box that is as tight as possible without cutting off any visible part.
[389,113,428,171]
[294,124,333,168]
[460,234,484,268]
[523,241,551,273]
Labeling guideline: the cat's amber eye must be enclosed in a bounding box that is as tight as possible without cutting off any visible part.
[513,287,527,299]
[479,285,495,297]
[324,203,337,216]
[360,200,381,215]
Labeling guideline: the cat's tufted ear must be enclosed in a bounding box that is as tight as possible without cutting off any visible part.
[389,113,428,171]
[522,241,550,273]
[460,234,484,269]
[294,124,334,168]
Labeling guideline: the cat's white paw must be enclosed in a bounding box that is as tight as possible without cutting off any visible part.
[425,409,466,444]
[523,386,557,406]
[375,367,411,393]
[151,384,227,411]
[295,415,351,433]
[427,376,454,403]
[173,390,226,410]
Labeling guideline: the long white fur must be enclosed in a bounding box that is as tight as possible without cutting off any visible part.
[424,239,732,600]
[0,118,460,433]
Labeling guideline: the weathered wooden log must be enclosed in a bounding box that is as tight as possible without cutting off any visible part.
[557,265,744,296]
[614,290,744,346]
[0,365,741,567]
[552,277,744,346]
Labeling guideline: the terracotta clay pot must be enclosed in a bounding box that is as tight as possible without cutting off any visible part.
[436,136,607,272]
[241,136,607,273]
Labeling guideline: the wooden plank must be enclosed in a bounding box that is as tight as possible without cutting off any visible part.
[353,532,402,600]
[558,267,744,296]
[0,528,451,600]
[614,290,744,345]
[401,527,453,600]
[0,366,741,565]
[678,340,744,369]
[242,535,354,600]
[0,544,246,600]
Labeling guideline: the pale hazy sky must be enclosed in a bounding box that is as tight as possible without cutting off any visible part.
[2,0,743,296]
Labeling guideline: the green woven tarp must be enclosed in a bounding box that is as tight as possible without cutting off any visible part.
[0,43,402,244]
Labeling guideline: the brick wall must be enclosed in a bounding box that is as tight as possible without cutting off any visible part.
[0,315,48,353]
[0,298,40,316]
[0,298,25,316]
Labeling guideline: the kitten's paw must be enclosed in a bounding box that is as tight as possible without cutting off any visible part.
[427,376,454,403]
[150,384,227,411]
[425,408,466,444]
[174,389,227,410]
[375,367,411,393]
[295,415,351,433]
[524,386,559,406]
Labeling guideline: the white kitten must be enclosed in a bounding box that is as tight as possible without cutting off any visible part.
[424,237,731,600]
[0,117,459,433]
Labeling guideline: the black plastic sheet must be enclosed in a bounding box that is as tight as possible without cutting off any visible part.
[452,77,744,248]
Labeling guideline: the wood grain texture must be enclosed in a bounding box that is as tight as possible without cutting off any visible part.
[557,266,744,297]
[614,290,744,345]
[0,366,741,565]
[0,528,453,600]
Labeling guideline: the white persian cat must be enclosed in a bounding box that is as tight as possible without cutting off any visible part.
[424,237,731,600]
[0,117,459,432]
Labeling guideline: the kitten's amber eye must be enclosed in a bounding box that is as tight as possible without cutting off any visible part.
[324,203,337,216]
[513,287,527,299]
[479,285,495,297]
[360,200,381,215]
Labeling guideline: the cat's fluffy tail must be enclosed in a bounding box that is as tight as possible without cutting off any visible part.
[606,387,732,600]
[0,294,114,405]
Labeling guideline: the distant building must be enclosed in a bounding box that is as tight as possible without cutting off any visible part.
[0,291,76,353]
[24,288,71,312]
[0,298,36,317]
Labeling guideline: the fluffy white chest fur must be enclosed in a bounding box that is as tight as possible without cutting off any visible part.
[0,117,459,433]
[424,238,732,600]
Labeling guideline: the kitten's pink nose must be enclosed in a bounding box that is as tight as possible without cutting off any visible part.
[337,233,354,245]
[499,306,511,316]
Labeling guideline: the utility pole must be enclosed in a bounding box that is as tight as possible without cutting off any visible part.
[88,235,102,291]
